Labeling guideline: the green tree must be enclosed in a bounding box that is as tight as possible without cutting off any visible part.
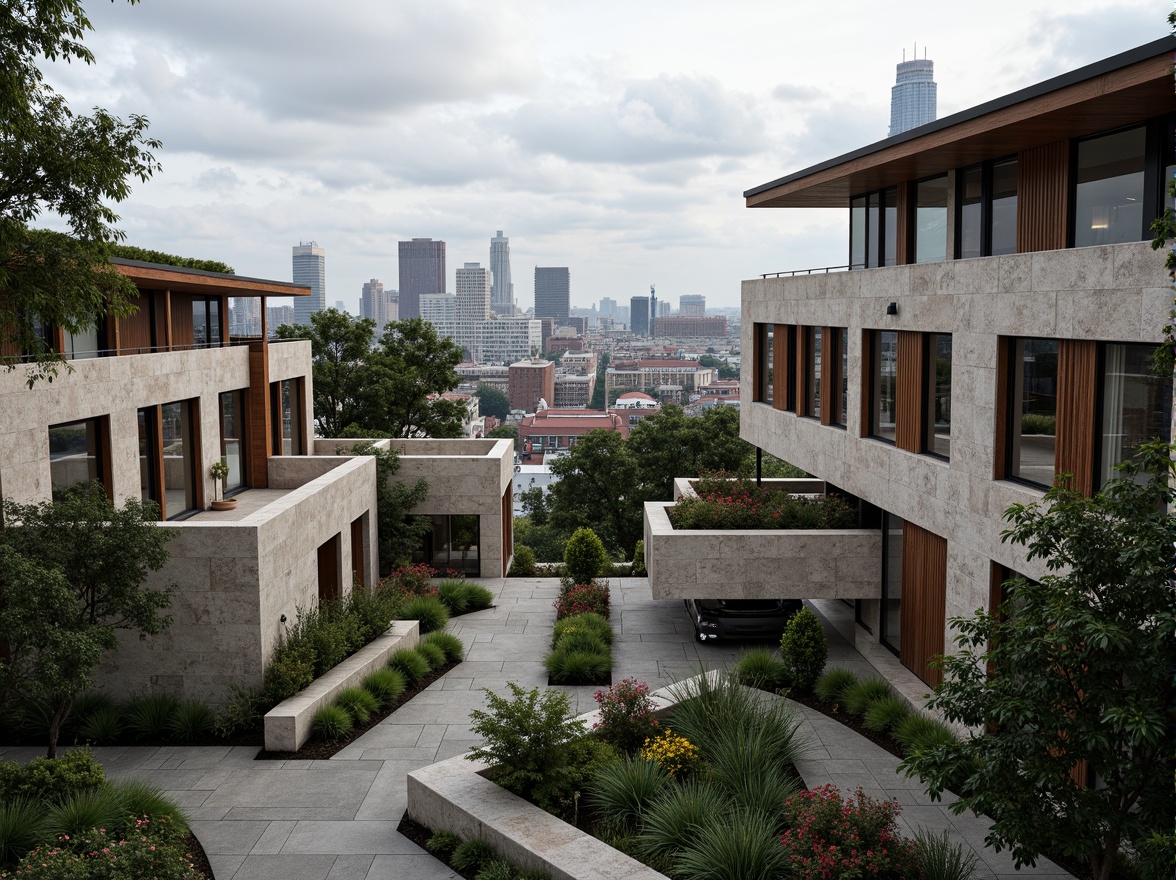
[487,423,519,452]
[473,383,510,420]
[1,0,161,382]
[276,309,375,437]
[698,353,739,380]
[0,484,175,757]
[547,429,641,555]
[365,318,466,438]
[900,444,1175,880]
[627,404,749,502]
[348,442,430,575]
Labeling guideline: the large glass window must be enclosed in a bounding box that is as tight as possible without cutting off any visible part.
[161,400,198,518]
[1098,343,1171,487]
[48,418,108,498]
[193,299,223,348]
[870,330,898,442]
[958,158,1018,259]
[926,334,952,458]
[138,407,160,515]
[880,512,904,656]
[914,176,949,263]
[1007,338,1058,487]
[62,322,101,360]
[990,158,1018,255]
[219,389,247,494]
[756,324,774,404]
[805,326,822,419]
[271,379,305,455]
[850,187,898,269]
[836,327,849,428]
[1073,126,1146,247]
[412,514,480,577]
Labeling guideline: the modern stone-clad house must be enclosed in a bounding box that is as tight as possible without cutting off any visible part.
[0,258,514,706]
[734,38,1173,693]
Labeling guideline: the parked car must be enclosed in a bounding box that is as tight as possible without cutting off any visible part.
[684,598,802,643]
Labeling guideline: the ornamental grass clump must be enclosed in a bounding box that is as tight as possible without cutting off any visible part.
[399,595,450,633]
[363,668,407,705]
[415,640,448,670]
[585,756,669,830]
[733,647,790,691]
[780,784,918,880]
[842,677,895,716]
[312,704,353,741]
[669,471,858,531]
[894,713,957,753]
[814,667,858,709]
[636,779,730,862]
[387,648,430,684]
[593,678,659,755]
[675,805,792,880]
[421,630,465,662]
[553,612,612,647]
[863,694,912,735]
[639,730,700,777]
[547,606,613,685]
[336,687,379,725]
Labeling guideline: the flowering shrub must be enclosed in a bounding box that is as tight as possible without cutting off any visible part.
[593,678,658,754]
[554,581,610,619]
[381,563,439,598]
[640,729,700,776]
[2,816,202,880]
[780,785,918,879]
[669,472,858,531]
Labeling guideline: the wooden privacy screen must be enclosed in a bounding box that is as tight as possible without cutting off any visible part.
[899,521,947,687]
[1017,141,1069,253]
[118,295,153,354]
[895,331,925,452]
[1055,339,1097,496]
[246,340,271,489]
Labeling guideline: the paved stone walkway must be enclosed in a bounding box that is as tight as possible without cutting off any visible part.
[0,578,1072,879]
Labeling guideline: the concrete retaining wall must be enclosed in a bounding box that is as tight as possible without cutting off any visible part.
[264,620,419,753]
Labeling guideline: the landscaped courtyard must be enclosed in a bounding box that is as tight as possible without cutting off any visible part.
[0,577,1074,880]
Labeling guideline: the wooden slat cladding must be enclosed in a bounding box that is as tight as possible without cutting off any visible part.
[170,292,195,348]
[899,522,948,687]
[246,340,271,489]
[118,296,153,354]
[1017,141,1069,253]
[820,326,835,426]
[772,325,789,411]
[895,331,925,452]
[1055,339,1097,495]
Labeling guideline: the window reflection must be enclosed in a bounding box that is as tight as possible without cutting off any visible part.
[1008,338,1058,487]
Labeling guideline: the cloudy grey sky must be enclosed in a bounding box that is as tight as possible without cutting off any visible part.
[43,0,1169,311]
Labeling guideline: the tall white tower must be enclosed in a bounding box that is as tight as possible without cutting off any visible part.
[888,50,937,137]
[489,230,513,314]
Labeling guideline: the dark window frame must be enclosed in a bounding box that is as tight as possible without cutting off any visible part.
[910,173,950,264]
[868,329,898,445]
[849,186,899,269]
[955,155,1018,259]
[923,333,952,461]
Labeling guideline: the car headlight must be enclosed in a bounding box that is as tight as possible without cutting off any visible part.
[697,617,718,629]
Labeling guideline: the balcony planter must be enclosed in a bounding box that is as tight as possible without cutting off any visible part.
[209,459,237,510]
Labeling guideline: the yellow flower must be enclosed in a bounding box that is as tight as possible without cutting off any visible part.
[639,729,700,776]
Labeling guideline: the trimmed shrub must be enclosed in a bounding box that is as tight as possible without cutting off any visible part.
[422,631,464,662]
[631,540,647,577]
[779,606,828,691]
[593,678,659,755]
[388,648,430,684]
[416,640,448,670]
[554,581,610,619]
[77,705,123,744]
[509,544,537,576]
[894,713,957,753]
[675,806,792,880]
[1020,413,1056,435]
[336,687,379,725]
[0,799,49,867]
[0,750,105,803]
[563,527,610,585]
[167,699,215,743]
[553,612,613,647]
[215,684,267,738]
[843,677,895,716]
[915,827,982,880]
[399,595,450,633]
[9,816,193,880]
[124,694,180,741]
[363,668,407,705]
[637,779,729,861]
[451,839,497,873]
[585,756,669,830]
[544,648,611,685]
[863,694,912,735]
[313,704,353,741]
[814,667,858,708]
[733,647,790,691]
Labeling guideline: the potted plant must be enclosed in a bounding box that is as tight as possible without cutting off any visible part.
[209,459,237,510]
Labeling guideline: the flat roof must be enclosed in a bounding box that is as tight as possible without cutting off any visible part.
[111,257,312,297]
[745,36,1176,208]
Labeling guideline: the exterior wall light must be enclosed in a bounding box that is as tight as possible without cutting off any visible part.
[886,302,898,316]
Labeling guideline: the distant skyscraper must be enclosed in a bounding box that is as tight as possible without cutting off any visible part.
[398,238,446,320]
[489,230,514,314]
[361,279,397,337]
[456,263,491,321]
[888,51,936,137]
[630,296,650,336]
[534,267,570,322]
[680,294,706,317]
[292,242,325,326]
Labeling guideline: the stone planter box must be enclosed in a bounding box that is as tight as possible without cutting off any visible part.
[643,500,881,601]
[263,619,419,752]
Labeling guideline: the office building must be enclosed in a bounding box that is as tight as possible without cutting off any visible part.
[292,242,325,326]
[361,279,398,337]
[490,230,514,314]
[679,295,706,317]
[456,263,492,322]
[888,52,937,136]
[653,316,729,337]
[534,267,570,322]
[266,304,294,331]
[724,38,1173,692]
[509,358,555,413]
[630,296,650,336]
[398,238,446,320]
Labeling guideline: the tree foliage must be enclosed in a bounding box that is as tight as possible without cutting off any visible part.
[0,484,175,757]
[547,429,642,555]
[473,383,510,420]
[698,353,739,380]
[107,243,233,274]
[1,0,161,381]
[487,423,519,451]
[900,444,1175,880]
[627,404,747,502]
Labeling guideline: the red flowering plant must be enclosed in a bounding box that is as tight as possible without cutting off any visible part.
[378,563,438,601]
[592,677,659,755]
[780,785,918,880]
[668,471,858,531]
[554,582,610,619]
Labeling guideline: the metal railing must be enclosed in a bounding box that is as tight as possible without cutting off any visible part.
[760,264,854,279]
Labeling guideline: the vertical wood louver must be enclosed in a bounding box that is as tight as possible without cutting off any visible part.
[895,330,925,452]
[899,522,948,687]
[1055,339,1098,496]
[1017,141,1069,252]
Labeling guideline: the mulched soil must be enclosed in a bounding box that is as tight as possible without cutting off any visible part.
[396,813,479,880]
[256,658,462,760]
[185,831,215,879]
[786,687,907,761]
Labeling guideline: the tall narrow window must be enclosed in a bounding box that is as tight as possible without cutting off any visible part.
[914,176,949,263]
[879,511,904,656]
[219,389,247,494]
[161,399,198,518]
[851,187,899,268]
[48,418,109,498]
[755,324,774,404]
[62,322,101,360]
[1007,338,1058,487]
[870,330,898,442]
[850,196,867,268]
[957,158,1017,259]
[882,187,898,267]
[990,158,1018,255]
[138,407,161,515]
[926,334,952,458]
[271,379,305,455]
[806,326,822,419]
[1073,125,1146,247]
[1098,343,1171,487]
[192,298,224,348]
[835,328,849,428]
[958,166,984,259]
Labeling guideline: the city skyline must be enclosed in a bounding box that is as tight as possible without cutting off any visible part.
[35,1,1163,310]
